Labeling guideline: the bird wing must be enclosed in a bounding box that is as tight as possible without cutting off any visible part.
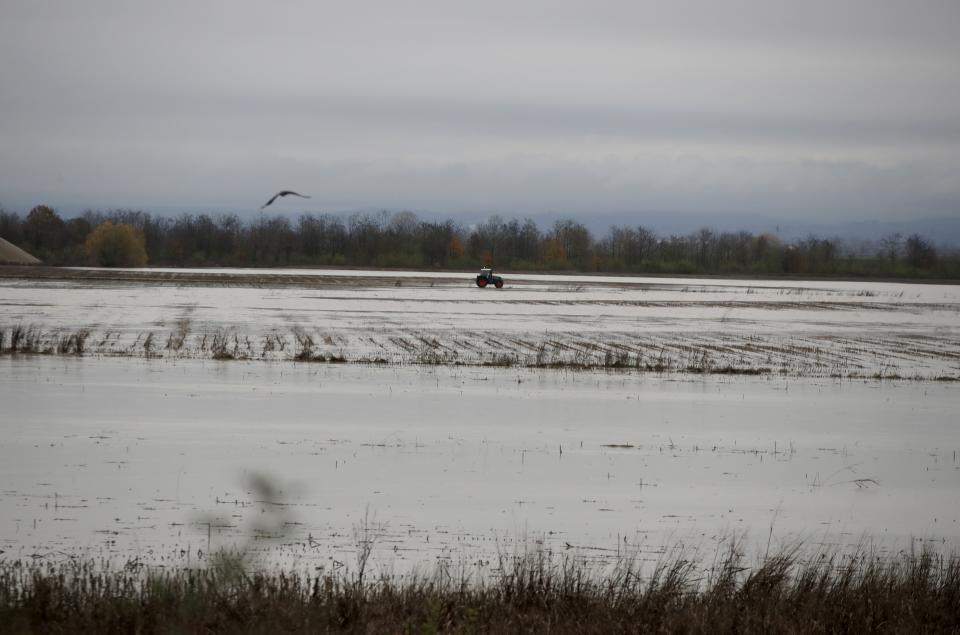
[262,190,312,209]
[261,192,282,209]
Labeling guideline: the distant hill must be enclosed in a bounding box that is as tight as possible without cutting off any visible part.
[0,237,41,264]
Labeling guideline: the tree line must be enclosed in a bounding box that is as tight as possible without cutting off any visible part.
[0,204,956,278]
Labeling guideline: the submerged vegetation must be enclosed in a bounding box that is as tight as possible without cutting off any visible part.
[1,319,956,381]
[2,205,958,278]
[1,544,958,632]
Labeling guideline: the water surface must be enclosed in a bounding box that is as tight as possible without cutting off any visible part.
[2,356,958,570]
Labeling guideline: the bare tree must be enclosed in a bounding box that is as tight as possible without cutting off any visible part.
[879,233,903,269]
[905,234,938,269]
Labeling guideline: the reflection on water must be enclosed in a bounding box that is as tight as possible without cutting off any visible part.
[2,356,958,570]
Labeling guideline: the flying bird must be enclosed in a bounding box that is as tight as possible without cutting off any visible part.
[260,190,311,209]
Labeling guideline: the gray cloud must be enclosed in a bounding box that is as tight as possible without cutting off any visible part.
[1,0,959,223]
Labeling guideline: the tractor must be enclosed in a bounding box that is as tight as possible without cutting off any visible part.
[475,267,504,288]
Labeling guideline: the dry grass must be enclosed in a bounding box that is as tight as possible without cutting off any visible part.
[1,544,958,633]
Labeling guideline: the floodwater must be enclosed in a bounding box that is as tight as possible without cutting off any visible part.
[3,271,959,377]
[2,356,958,572]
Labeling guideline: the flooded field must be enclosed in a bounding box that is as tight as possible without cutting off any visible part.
[2,355,958,573]
[2,269,958,575]
[2,267,959,378]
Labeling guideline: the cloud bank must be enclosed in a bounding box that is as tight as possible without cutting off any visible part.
[1,0,958,224]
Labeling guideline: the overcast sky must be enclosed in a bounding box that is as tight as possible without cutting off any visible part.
[1,0,959,226]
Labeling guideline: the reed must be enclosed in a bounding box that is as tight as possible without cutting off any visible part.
[1,542,957,633]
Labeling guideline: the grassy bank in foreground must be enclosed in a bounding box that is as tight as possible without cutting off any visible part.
[2,547,958,633]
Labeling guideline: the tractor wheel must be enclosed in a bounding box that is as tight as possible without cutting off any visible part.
[477,277,487,287]
[494,279,503,288]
